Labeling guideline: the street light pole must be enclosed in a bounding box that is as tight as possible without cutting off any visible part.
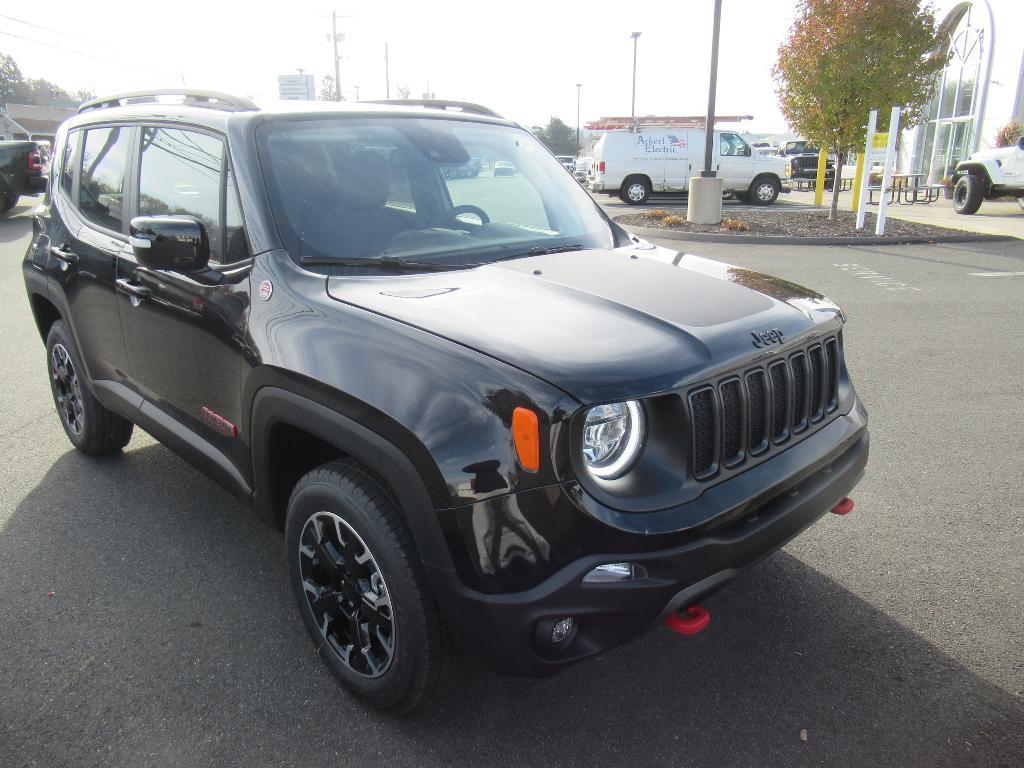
[332,11,341,102]
[630,32,641,118]
[576,83,582,157]
[702,0,722,176]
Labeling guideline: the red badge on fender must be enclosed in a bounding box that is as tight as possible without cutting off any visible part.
[258,280,273,301]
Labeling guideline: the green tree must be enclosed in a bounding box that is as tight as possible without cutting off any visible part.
[534,117,576,156]
[772,0,944,219]
[1,52,24,104]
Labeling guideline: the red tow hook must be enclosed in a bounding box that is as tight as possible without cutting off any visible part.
[831,497,855,516]
[664,604,710,636]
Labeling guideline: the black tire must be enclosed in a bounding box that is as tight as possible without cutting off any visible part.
[732,191,749,203]
[953,174,985,215]
[0,191,16,215]
[620,176,650,205]
[45,321,133,455]
[285,459,451,713]
[748,176,780,205]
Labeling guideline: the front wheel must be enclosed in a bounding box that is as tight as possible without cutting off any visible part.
[285,459,451,712]
[621,177,650,205]
[952,174,985,215]
[749,177,780,205]
[46,321,133,455]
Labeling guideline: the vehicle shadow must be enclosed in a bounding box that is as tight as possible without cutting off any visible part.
[2,443,1022,768]
[0,201,33,245]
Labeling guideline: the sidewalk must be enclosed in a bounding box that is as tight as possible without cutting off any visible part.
[782,188,1023,239]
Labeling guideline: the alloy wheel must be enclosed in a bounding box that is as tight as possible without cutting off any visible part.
[298,511,396,678]
[756,182,776,201]
[51,343,84,435]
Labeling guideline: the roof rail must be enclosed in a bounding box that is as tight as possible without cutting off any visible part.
[78,89,258,114]
[363,99,502,118]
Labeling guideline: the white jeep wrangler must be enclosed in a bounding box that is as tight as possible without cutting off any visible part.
[952,137,1024,215]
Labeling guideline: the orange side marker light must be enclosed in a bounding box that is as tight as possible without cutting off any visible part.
[512,407,540,472]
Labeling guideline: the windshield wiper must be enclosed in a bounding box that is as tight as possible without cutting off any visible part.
[300,254,471,272]
[491,243,585,263]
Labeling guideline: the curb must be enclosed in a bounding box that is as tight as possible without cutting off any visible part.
[621,224,1019,246]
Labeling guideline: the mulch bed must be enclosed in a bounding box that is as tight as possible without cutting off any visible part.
[614,208,985,239]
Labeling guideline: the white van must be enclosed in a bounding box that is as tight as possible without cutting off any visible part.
[589,128,790,205]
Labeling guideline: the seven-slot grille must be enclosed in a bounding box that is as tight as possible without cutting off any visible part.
[687,337,841,481]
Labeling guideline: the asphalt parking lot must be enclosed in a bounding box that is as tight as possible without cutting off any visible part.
[1,198,1022,767]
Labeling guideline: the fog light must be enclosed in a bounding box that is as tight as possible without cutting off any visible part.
[551,616,575,643]
[583,562,647,584]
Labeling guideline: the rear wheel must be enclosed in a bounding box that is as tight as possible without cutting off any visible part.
[749,176,780,205]
[285,459,451,712]
[621,177,650,205]
[45,321,133,455]
[0,192,16,215]
[952,174,985,215]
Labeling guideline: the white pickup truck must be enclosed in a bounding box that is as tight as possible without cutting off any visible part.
[588,128,790,205]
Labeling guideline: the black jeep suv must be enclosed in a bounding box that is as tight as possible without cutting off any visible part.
[23,90,869,712]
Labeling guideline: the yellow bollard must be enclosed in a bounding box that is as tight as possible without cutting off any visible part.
[813,149,827,207]
[851,152,865,212]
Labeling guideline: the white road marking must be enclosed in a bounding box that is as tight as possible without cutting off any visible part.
[832,263,921,291]
[968,271,1024,277]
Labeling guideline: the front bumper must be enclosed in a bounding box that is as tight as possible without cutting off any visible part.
[427,409,869,677]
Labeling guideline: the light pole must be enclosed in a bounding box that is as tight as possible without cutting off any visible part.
[332,12,342,102]
[687,0,724,225]
[630,32,641,118]
[575,83,582,157]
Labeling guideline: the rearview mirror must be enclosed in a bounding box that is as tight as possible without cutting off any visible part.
[129,216,210,272]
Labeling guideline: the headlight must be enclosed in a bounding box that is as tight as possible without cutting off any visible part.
[582,401,645,479]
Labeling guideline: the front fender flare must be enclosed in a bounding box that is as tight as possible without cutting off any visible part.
[249,386,454,572]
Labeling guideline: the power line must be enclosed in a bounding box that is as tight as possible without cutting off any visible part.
[0,13,92,43]
[0,29,179,78]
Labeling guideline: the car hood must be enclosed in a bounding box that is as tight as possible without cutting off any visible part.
[325,245,843,403]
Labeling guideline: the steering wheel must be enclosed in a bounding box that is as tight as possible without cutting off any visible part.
[442,204,490,228]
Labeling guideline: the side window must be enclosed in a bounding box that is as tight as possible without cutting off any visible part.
[59,131,79,200]
[80,127,131,231]
[224,167,248,263]
[138,127,228,264]
[720,133,751,158]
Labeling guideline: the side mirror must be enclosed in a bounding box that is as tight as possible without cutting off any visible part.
[1018,136,1024,151]
[129,216,210,272]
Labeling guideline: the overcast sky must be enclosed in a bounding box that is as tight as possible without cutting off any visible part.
[1,0,799,133]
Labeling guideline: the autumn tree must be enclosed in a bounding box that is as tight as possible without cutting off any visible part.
[773,0,944,219]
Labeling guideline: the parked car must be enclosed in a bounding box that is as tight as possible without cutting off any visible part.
[493,159,515,176]
[779,141,835,181]
[24,91,868,713]
[0,140,46,215]
[951,137,1024,214]
[555,155,575,172]
[589,128,790,205]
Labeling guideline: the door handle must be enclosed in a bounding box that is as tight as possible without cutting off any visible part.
[49,245,78,265]
[116,278,151,303]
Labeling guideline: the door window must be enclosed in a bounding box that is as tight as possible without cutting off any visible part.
[719,133,751,157]
[59,131,78,200]
[80,127,131,231]
[139,127,230,264]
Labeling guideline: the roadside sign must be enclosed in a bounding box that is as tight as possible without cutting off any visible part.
[869,133,889,163]
[278,74,315,101]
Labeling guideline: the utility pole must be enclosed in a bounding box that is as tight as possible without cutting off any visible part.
[576,83,582,157]
[332,12,342,102]
[385,43,390,99]
[630,32,641,117]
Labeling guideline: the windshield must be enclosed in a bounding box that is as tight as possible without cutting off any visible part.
[258,117,614,269]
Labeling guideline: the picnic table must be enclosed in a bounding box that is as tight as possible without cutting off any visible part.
[868,173,941,205]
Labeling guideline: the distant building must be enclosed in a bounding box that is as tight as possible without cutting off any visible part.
[0,104,77,143]
[904,0,1024,182]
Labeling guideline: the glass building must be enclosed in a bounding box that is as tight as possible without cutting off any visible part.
[906,0,1024,183]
